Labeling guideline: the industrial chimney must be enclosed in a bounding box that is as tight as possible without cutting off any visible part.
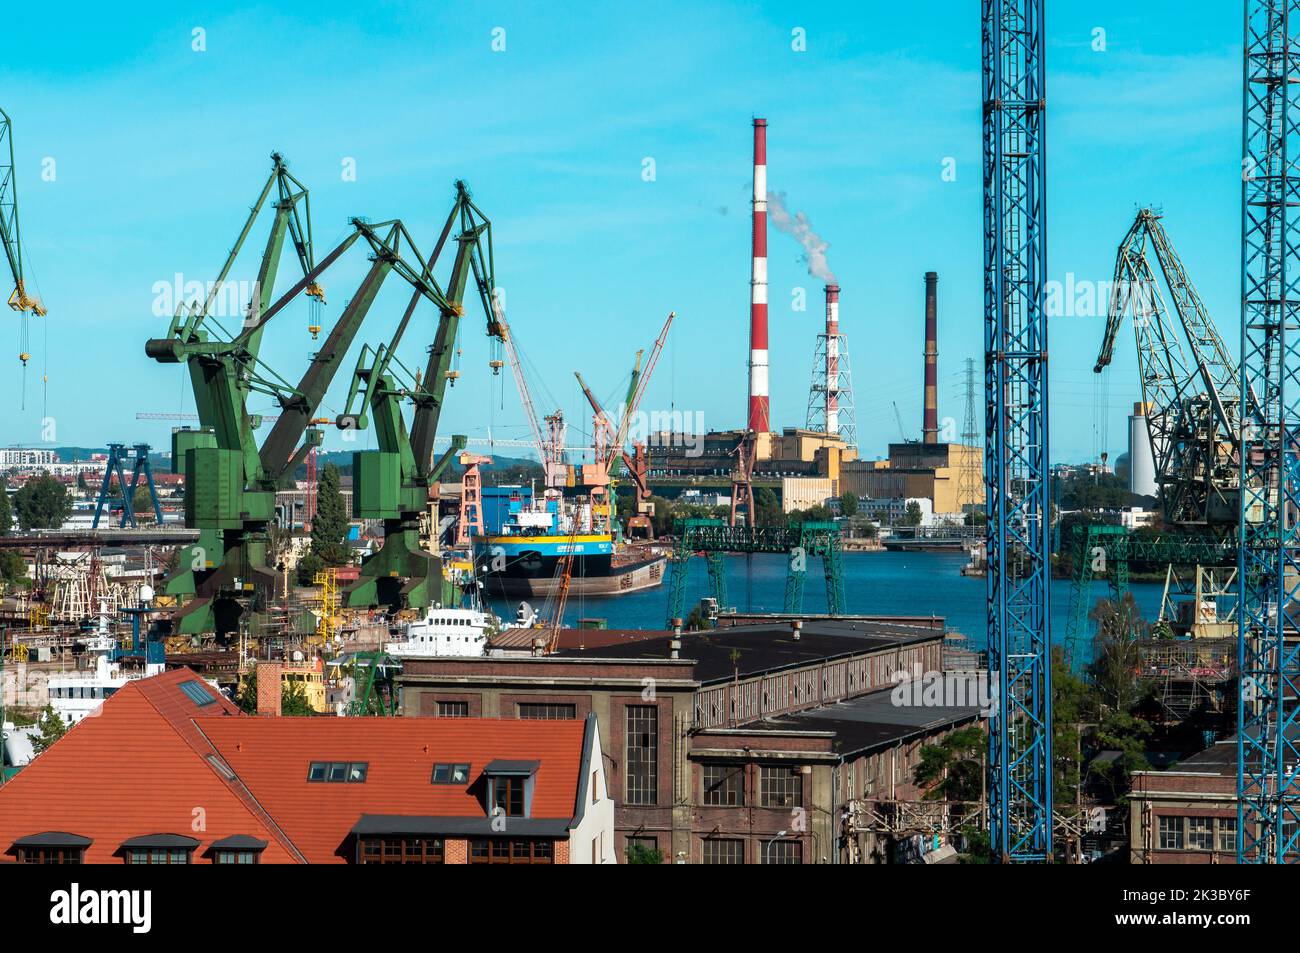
[824,284,840,435]
[748,118,770,434]
[923,271,939,444]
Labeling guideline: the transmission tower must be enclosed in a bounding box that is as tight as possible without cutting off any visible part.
[1238,0,1300,865]
[806,284,858,447]
[983,0,1052,863]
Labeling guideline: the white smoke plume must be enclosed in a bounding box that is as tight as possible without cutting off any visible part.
[766,190,835,282]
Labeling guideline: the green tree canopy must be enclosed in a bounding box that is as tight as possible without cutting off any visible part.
[0,480,11,534]
[310,463,351,567]
[839,492,859,518]
[31,705,69,755]
[14,473,72,530]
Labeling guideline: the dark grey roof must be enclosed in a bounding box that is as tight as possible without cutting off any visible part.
[208,834,269,852]
[120,833,201,850]
[350,814,571,837]
[11,831,92,847]
[729,685,983,758]
[554,619,941,683]
[483,759,540,776]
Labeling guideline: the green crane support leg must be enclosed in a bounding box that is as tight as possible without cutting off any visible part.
[706,552,728,612]
[784,547,807,613]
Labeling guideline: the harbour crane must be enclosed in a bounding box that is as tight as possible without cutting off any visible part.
[1,106,46,373]
[574,310,675,536]
[1094,209,1245,530]
[147,155,446,636]
[336,180,506,610]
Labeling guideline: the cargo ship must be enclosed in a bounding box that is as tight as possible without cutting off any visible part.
[473,485,665,598]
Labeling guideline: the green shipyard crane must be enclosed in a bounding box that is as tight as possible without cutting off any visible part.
[1,106,46,370]
[147,156,446,636]
[1095,209,1248,530]
[337,180,506,611]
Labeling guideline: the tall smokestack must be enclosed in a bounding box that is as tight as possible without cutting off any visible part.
[824,284,840,435]
[748,118,770,434]
[923,271,939,444]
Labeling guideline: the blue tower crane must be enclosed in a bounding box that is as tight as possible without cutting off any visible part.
[1238,0,1300,864]
[982,0,1052,862]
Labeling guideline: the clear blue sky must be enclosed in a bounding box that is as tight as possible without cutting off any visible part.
[0,0,1242,464]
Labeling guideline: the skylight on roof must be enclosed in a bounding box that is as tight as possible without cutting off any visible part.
[178,680,216,707]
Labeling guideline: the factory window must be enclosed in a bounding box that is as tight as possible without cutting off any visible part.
[431,763,472,785]
[15,845,84,864]
[759,765,803,808]
[435,700,469,718]
[763,840,802,865]
[1217,818,1238,853]
[625,705,658,806]
[213,851,260,865]
[518,703,577,720]
[492,776,526,817]
[702,763,744,806]
[307,761,368,783]
[1158,815,1184,850]
[1187,817,1213,851]
[358,836,445,865]
[125,849,191,865]
[701,838,744,864]
[468,838,554,864]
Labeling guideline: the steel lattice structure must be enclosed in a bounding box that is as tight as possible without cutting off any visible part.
[983,0,1052,862]
[1238,0,1300,864]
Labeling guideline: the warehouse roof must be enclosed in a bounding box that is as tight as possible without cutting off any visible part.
[553,619,941,683]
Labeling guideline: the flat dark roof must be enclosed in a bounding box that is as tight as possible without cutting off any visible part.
[553,619,942,684]
[729,683,983,758]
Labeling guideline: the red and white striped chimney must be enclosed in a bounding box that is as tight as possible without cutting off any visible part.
[747,118,770,434]
[824,284,840,435]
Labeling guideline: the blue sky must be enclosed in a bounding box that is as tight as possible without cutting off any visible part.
[0,0,1243,464]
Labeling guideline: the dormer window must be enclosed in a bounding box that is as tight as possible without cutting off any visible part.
[482,760,539,818]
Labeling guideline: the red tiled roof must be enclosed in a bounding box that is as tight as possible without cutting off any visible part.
[0,668,588,864]
[202,717,584,863]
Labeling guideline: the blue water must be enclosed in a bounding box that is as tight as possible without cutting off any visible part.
[486,550,1165,651]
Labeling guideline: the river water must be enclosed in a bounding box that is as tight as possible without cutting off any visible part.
[486,549,1166,651]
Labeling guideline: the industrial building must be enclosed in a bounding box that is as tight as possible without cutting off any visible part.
[398,616,980,863]
[840,442,983,519]
[1128,741,1240,864]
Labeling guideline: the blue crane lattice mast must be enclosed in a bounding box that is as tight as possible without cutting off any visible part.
[983,0,1053,862]
[1238,0,1300,864]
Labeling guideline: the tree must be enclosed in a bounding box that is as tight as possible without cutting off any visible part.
[754,486,781,527]
[131,485,157,523]
[914,725,985,803]
[1089,593,1149,713]
[281,679,315,716]
[625,843,664,864]
[235,669,258,714]
[1051,647,1091,806]
[0,551,27,585]
[0,479,11,534]
[31,705,69,755]
[296,551,325,587]
[310,463,351,567]
[903,500,923,527]
[13,473,72,530]
[839,492,859,518]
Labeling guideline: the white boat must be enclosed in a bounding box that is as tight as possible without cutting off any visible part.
[384,605,494,659]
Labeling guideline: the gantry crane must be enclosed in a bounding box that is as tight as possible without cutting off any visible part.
[337,180,506,611]
[1095,209,1247,530]
[1,106,46,370]
[983,0,1053,863]
[148,155,444,636]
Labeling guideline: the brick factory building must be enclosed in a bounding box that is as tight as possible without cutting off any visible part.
[1129,740,1239,864]
[399,617,982,864]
